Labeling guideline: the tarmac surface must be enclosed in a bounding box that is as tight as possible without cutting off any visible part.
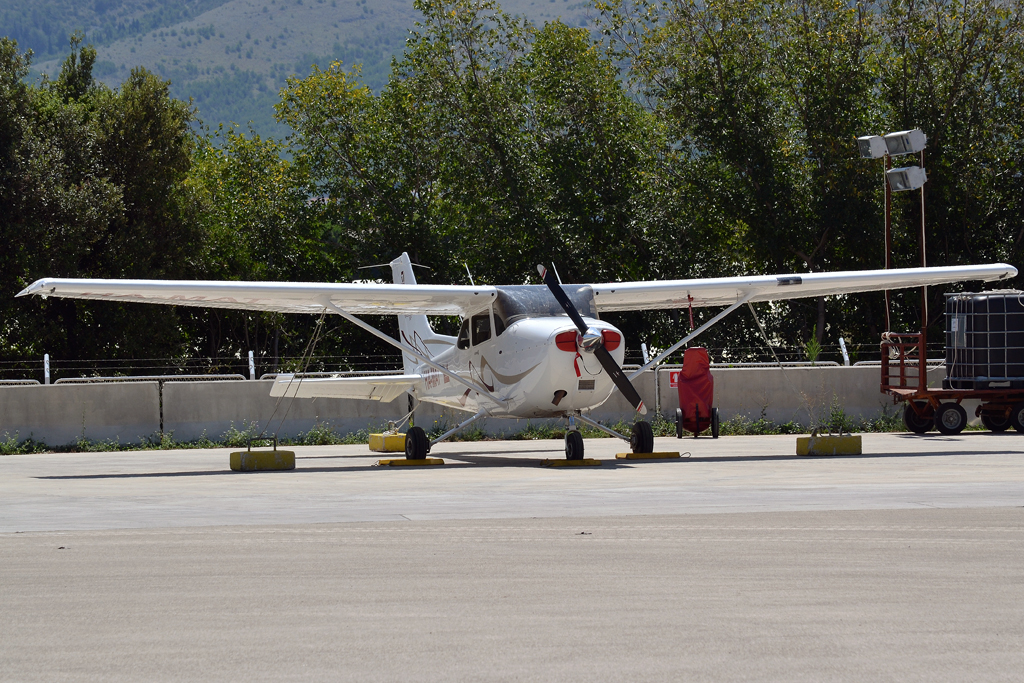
[2,432,1023,681]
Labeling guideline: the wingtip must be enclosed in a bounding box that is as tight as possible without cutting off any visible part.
[15,279,46,298]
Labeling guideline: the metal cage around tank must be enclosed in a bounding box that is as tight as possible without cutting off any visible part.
[944,291,1024,390]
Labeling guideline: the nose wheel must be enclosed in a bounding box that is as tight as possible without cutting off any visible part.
[565,430,585,460]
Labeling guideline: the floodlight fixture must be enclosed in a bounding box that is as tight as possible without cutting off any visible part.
[886,165,927,192]
[857,135,887,159]
[883,129,927,157]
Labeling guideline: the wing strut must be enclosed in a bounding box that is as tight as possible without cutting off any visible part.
[627,293,753,380]
[322,301,508,409]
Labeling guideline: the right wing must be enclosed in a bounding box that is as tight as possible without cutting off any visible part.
[17,279,497,317]
[269,374,422,402]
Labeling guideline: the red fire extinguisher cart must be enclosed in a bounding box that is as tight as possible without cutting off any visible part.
[675,347,719,438]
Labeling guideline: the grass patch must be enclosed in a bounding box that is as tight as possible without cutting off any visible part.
[0,432,47,455]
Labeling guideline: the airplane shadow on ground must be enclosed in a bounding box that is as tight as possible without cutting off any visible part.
[35,445,1018,481]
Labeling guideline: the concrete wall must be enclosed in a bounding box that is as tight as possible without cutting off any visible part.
[162,380,408,442]
[0,382,160,446]
[657,364,947,425]
[0,366,962,446]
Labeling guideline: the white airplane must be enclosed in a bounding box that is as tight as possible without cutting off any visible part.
[17,255,1017,459]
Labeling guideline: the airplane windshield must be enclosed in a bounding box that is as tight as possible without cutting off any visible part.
[495,285,598,325]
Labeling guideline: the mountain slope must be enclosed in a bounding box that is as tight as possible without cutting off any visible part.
[21,0,594,138]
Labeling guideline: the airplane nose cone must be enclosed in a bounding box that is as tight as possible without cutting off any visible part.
[577,327,603,352]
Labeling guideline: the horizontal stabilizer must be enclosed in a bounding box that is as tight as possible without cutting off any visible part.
[269,374,421,403]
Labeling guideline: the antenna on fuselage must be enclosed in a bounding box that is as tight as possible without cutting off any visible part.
[551,262,564,285]
[464,263,475,286]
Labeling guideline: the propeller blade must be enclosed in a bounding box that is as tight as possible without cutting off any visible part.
[536,264,647,415]
[537,264,588,334]
[594,345,647,415]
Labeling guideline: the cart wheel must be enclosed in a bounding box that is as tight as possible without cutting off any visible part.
[934,403,967,435]
[675,408,683,439]
[980,409,1011,433]
[1011,402,1024,433]
[903,401,933,434]
[711,407,720,439]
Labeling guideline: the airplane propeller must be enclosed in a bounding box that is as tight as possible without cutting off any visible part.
[537,265,647,415]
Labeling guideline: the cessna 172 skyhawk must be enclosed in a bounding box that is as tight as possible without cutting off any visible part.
[17,255,1017,459]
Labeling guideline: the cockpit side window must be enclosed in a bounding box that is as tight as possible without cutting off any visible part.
[457,318,471,350]
[493,313,506,337]
[471,313,491,346]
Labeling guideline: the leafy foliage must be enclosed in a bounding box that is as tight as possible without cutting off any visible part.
[2,0,1023,375]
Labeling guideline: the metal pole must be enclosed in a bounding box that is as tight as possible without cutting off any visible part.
[919,149,927,339]
[43,354,50,385]
[248,350,255,380]
[884,154,892,332]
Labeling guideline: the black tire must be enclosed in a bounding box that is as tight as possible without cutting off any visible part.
[711,407,720,439]
[903,402,933,434]
[675,408,683,439]
[934,403,968,435]
[980,409,1012,433]
[630,421,654,454]
[1011,402,1024,433]
[405,426,429,459]
[565,430,585,460]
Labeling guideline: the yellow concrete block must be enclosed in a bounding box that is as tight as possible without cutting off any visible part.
[615,452,681,460]
[377,458,444,466]
[369,433,407,452]
[229,450,296,471]
[796,434,862,456]
[541,458,603,467]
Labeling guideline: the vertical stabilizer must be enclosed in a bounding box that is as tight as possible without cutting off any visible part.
[391,253,454,373]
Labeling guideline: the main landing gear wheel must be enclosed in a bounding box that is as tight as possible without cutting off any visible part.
[630,421,654,454]
[675,409,683,439]
[980,409,1011,433]
[565,430,585,460]
[934,403,967,435]
[711,407,720,439]
[903,402,934,434]
[405,426,429,459]
[1011,402,1024,433]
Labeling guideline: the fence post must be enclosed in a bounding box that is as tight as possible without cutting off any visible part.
[248,350,255,380]
[44,354,50,384]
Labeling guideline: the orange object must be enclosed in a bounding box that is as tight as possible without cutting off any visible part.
[677,347,714,434]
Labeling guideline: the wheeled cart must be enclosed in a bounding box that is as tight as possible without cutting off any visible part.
[674,347,719,438]
[882,331,1024,434]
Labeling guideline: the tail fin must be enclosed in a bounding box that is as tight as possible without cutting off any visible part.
[391,253,455,373]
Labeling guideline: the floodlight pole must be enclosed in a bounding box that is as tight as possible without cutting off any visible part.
[884,153,892,332]
[919,149,927,347]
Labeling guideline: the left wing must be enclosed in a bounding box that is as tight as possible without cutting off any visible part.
[269,374,422,402]
[589,263,1017,312]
